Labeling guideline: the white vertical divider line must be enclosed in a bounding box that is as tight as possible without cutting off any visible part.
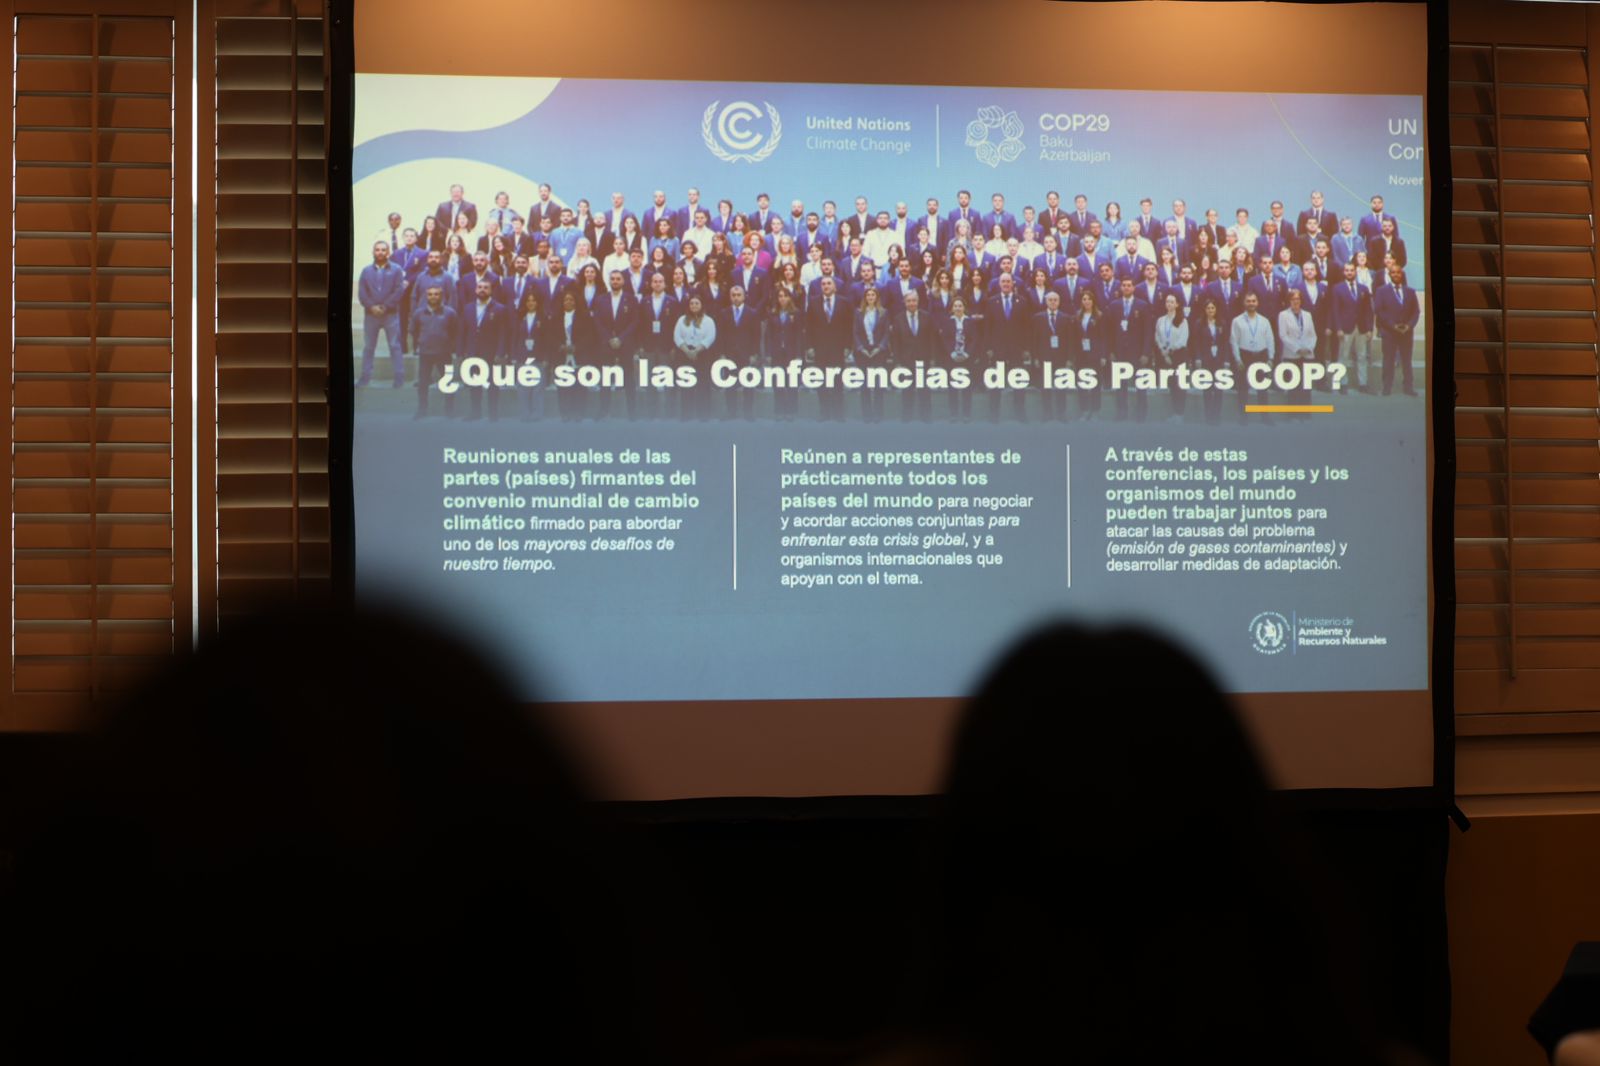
[934,104,940,168]
[732,443,738,590]
[1066,444,1072,589]
[190,0,199,647]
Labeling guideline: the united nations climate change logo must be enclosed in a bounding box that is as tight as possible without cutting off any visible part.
[1249,611,1292,655]
[702,100,782,163]
[966,105,1025,168]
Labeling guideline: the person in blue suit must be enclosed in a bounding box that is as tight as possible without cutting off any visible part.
[1068,193,1098,237]
[642,190,674,243]
[1294,190,1338,239]
[946,189,980,240]
[852,285,892,422]
[764,286,806,421]
[433,184,476,235]
[1107,276,1149,421]
[1357,194,1398,242]
[983,274,1031,422]
[982,193,1018,243]
[1330,217,1364,271]
[1032,289,1070,420]
[590,270,638,420]
[720,284,762,420]
[459,276,507,420]
[636,272,677,419]
[1068,287,1107,420]
[1374,266,1420,396]
[1113,236,1151,283]
[1204,259,1246,321]
[885,257,926,315]
[1330,260,1375,393]
[893,290,938,422]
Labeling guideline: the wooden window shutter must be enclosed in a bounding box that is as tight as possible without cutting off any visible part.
[200,1,330,629]
[6,6,192,724]
[1451,44,1600,808]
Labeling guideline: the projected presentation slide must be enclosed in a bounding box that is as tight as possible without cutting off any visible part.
[351,74,1428,705]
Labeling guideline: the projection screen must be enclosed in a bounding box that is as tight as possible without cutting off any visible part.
[347,0,1441,799]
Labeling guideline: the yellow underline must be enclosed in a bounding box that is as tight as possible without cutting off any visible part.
[1244,405,1335,413]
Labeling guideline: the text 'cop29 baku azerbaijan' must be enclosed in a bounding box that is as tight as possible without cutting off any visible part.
[432,443,1360,589]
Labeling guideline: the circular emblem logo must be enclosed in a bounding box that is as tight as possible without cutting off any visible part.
[966,105,1025,168]
[703,100,782,163]
[1249,611,1291,655]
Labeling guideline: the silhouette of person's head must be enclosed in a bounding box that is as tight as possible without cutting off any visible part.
[2,601,645,1060]
[916,623,1381,1065]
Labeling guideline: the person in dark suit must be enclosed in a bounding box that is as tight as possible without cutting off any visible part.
[1374,267,1420,396]
[982,193,1018,243]
[885,256,927,315]
[1331,261,1375,393]
[1204,259,1246,321]
[1031,289,1070,420]
[1295,190,1338,241]
[1297,260,1332,389]
[641,191,673,242]
[763,287,805,420]
[455,252,500,315]
[984,274,1030,422]
[893,290,937,422]
[1253,220,1286,263]
[796,213,831,261]
[851,196,875,239]
[1114,237,1151,284]
[849,260,891,312]
[589,271,637,420]
[1246,254,1287,353]
[946,189,980,240]
[1158,220,1188,271]
[547,289,593,421]
[732,248,768,317]
[1357,194,1398,242]
[852,285,892,422]
[1068,287,1106,420]
[1068,193,1097,237]
[434,184,476,235]
[1192,296,1230,425]
[501,286,547,421]
[1092,261,1119,312]
[633,272,676,418]
[1108,277,1148,421]
[458,276,507,421]
[1035,234,1069,280]
[807,275,853,420]
[1051,257,1089,310]
[719,284,762,420]
[1167,199,1199,243]
[1131,198,1160,247]
[1366,218,1407,273]
[1038,191,1066,240]
[674,188,705,237]
[527,183,560,230]
[918,197,949,251]
[1137,261,1166,314]
[709,199,737,234]
[1199,208,1227,251]
[747,193,776,236]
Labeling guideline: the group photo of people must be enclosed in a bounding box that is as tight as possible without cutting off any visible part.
[353,181,1423,424]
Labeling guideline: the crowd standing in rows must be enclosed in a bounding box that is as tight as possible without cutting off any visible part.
[356,183,1421,423]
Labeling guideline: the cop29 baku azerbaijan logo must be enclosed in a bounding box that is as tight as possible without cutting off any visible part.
[1249,611,1292,655]
[966,105,1025,168]
[702,100,782,163]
